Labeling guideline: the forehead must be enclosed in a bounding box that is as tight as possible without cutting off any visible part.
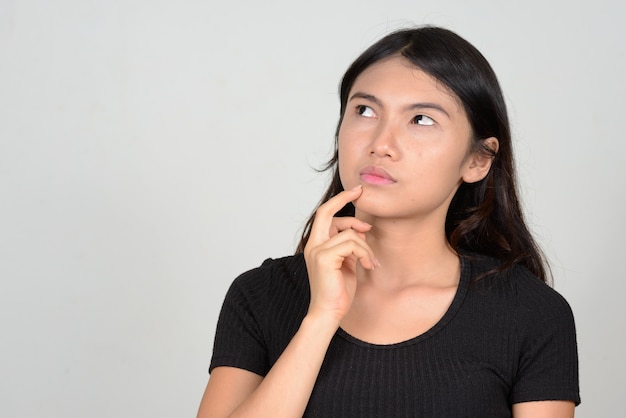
[349,55,464,113]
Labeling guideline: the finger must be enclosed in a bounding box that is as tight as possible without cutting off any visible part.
[310,185,363,244]
[314,229,379,269]
[329,217,372,238]
[315,238,377,270]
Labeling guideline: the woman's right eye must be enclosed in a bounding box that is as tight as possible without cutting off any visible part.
[357,105,375,118]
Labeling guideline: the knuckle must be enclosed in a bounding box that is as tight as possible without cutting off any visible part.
[315,205,331,218]
[305,246,318,258]
[340,229,359,240]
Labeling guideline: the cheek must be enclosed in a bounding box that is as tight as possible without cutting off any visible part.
[337,147,353,189]
[409,146,466,185]
[337,136,365,190]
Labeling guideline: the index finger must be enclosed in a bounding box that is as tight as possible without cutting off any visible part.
[309,185,363,244]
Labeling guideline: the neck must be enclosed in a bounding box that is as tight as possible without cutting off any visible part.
[355,213,460,289]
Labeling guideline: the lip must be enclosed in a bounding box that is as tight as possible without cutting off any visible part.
[359,166,396,185]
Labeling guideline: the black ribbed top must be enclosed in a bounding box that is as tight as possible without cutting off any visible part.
[210,253,580,417]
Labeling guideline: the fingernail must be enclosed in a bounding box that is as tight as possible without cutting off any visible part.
[351,184,362,191]
[372,257,381,269]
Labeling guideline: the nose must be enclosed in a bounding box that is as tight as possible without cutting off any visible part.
[369,122,399,159]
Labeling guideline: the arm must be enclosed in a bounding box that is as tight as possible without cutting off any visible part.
[197,313,341,418]
[197,367,262,418]
[197,312,339,418]
[197,186,377,417]
[513,400,575,418]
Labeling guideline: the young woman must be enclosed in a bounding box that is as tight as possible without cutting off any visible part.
[197,26,580,417]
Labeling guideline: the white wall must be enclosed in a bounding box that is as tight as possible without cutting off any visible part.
[1,0,624,416]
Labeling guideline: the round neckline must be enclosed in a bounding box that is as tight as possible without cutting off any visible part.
[336,255,471,349]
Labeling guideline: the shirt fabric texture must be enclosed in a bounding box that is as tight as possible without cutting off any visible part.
[209,253,580,417]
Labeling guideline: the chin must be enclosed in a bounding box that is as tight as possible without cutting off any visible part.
[353,195,391,219]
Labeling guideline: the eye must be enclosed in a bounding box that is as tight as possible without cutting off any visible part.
[412,114,435,126]
[357,105,376,118]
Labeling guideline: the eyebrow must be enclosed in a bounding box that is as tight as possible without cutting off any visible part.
[348,92,451,118]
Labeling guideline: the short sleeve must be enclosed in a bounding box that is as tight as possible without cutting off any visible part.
[511,284,581,405]
[209,273,270,377]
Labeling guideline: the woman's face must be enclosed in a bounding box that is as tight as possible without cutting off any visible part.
[338,55,483,222]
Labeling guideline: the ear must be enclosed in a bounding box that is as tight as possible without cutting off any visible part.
[462,137,499,184]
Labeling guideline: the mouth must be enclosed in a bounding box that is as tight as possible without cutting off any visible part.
[359,166,396,185]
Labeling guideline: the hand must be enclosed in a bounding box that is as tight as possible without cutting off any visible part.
[303,185,379,324]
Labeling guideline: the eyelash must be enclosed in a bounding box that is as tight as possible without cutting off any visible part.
[356,105,375,117]
[356,105,435,126]
[412,114,435,126]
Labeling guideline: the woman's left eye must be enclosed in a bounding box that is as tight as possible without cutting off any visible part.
[413,115,435,126]
[357,105,376,118]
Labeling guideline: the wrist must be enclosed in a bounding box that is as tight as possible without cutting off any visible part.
[302,310,342,336]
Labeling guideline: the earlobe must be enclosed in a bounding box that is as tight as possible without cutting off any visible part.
[462,137,499,183]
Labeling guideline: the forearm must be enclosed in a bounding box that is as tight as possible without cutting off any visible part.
[228,312,339,418]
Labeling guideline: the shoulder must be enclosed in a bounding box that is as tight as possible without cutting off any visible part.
[231,253,307,288]
[464,253,574,321]
[459,253,580,405]
[226,253,309,307]
[210,254,309,376]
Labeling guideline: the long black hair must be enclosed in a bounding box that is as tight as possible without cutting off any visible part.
[296,26,549,283]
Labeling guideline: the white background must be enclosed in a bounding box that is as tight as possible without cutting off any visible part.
[1,0,624,416]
